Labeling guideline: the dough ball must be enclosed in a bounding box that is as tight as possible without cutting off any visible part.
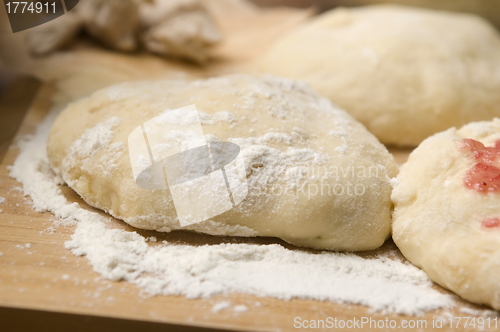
[255,5,500,146]
[392,119,500,309]
[333,0,500,30]
[47,74,397,251]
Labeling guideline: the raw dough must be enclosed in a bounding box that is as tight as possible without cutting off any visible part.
[47,74,397,251]
[392,119,500,309]
[330,0,500,30]
[78,0,140,51]
[140,0,222,64]
[24,0,223,63]
[255,5,500,146]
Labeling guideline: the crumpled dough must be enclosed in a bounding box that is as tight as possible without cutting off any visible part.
[25,0,222,63]
[140,0,222,63]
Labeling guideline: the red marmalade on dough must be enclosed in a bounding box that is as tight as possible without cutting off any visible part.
[461,138,500,193]
[482,217,500,228]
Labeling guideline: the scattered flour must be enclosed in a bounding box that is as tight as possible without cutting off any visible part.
[0,197,6,204]
[157,107,237,126]
[211,302,248,314]
[199,110,237,125]
[212,301,232,313]
[459,307,499,317]
[41,227,56,235]
[233,305,248,313]
[8,106,456,315]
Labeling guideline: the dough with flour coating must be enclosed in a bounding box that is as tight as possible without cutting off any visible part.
[392,119,500,309]
[256,5,500,146]
[47,75,397,251]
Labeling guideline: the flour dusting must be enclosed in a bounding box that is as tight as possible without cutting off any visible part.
[9,106,456,316]
[212,301,232,313]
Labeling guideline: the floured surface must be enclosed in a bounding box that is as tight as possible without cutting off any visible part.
[0,82,498,332]
[16,78,442,314]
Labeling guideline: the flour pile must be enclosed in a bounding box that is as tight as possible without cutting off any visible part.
[10,106,455,315]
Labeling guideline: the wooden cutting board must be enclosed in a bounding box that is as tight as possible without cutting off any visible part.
[0,2,497,331]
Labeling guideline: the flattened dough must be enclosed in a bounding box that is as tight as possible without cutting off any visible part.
[256,5,500,146]
[392,119,500,309]
[47,74,397,251]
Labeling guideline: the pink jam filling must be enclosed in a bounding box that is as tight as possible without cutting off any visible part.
[482,217,500,228]
[462,139,500,230]
[461,139,500,193]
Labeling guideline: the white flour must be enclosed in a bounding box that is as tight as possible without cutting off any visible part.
[211,301,248,314]
[9,106,455,315]
[212,301,232,313]
[0,196,5,213]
